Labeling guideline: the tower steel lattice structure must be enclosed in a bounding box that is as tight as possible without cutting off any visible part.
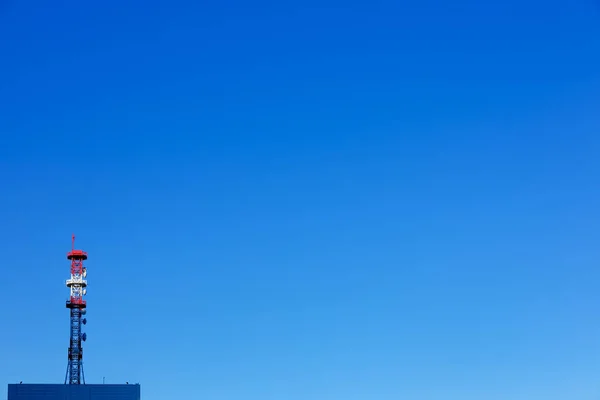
[64,235,88,385]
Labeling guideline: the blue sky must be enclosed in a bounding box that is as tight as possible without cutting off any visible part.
[1,0,600,399]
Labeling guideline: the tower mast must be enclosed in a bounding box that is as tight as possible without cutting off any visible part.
[65,235,88,385]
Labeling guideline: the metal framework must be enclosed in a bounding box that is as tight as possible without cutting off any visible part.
[64,235,88,385]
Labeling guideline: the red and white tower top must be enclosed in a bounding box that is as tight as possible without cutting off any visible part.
[66,235,88,307]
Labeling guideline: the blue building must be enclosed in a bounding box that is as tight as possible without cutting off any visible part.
[7,384,141,400]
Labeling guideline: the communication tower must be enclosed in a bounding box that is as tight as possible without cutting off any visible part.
[64,235,88,385]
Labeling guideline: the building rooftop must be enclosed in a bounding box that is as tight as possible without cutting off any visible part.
[7,383,141,400]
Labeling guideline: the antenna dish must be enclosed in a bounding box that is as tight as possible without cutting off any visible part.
[82,318,87,325]
[82,333,87,341]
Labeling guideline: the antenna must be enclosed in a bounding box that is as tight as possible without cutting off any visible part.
[64,235,88,385]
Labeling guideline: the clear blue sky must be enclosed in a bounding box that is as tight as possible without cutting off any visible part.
[1,0,600,399]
